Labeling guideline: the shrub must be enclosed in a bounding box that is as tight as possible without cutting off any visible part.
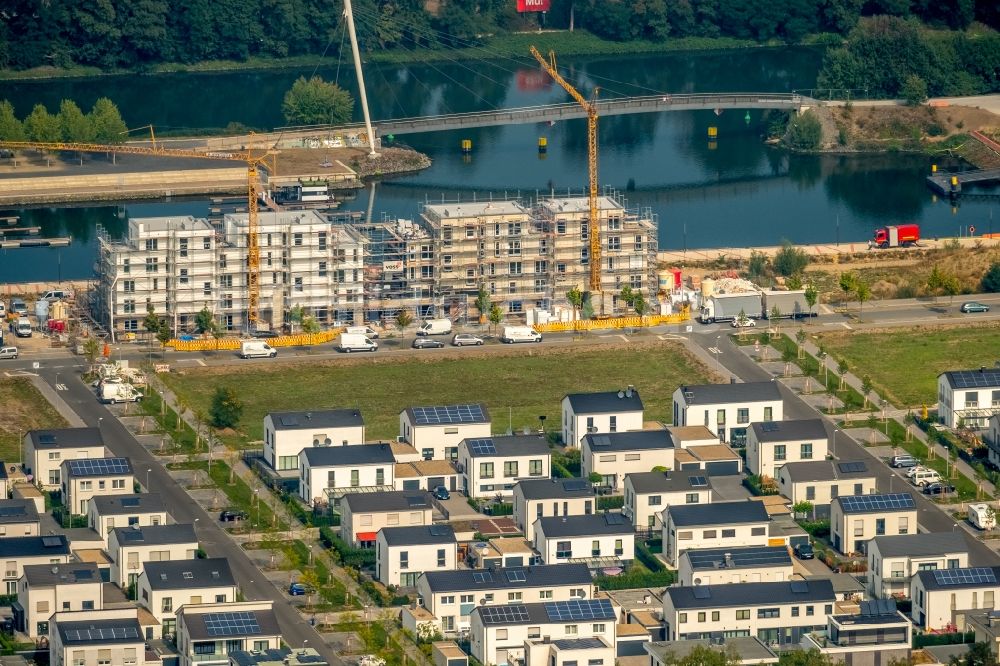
[635,541,665,572]
[786,110,822,150]
[597,495,625,510]
[773,241,810,277]
[982,262,1000,293]
[901,74,928,106]
[594,563,674,591]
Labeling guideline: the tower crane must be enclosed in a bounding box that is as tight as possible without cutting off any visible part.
[529,46,602,297]
[0,138,276,326]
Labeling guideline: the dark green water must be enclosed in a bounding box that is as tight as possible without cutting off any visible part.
[1,47,996,282]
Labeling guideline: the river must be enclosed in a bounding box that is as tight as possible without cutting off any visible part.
[1,47,997,283]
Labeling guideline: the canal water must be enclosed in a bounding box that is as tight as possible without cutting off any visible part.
[1,47,996,283]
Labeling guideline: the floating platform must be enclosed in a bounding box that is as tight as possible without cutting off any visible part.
[0,226,40,235]
[926,167,1000,196]
[0,237,71,248]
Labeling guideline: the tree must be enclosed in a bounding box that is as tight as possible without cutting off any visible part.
[786,110,823,150]
[795,329,806,359]
[792,500,814,519]
[942,273,961,304]
[301,316,321,334]
[658,645,741,666]
[804,284,819,315]
[88,98,128,144]
[58,100,93,143]
[901,74,928,105]
[839,271,858,300]
[143,304,161,339]
[867,410,879,444]
[298,567,321,605]
[24,104,61,143]
[925,265,954,302]
[566,287,584,321]
[837,359,849,390]
[0,100,25,141]
[748,251,769,279]
[210,386,243,428]
[781,347,795,377]
[588,472,603,486]
[282,76,354,126]
[195,307,215,334]
[773,241,810,277]
[633,292,648,316]
[861,374,873,408]
[395,309,414,346]
[488,303,504,334]
[855,278,872,317]
[778,649,839,666]
[982,262,1000,293]
[156,325,172,346]
[475,285,491,323]
[619,285,636,308]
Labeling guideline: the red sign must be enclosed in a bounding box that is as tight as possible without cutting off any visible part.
[517,69,551,92]
[517,0,550,12]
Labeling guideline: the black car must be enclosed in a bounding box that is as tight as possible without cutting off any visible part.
[220,509,249,522]
[251,330,280,339]
[923,482,956,495]
[794,543,815,560]
[412,338,445,349]
[433,485,451,500]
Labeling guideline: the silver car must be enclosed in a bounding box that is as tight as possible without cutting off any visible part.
[0,347,18,360]
[452,334,484,346]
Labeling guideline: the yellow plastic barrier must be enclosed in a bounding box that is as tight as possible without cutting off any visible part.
[533,307,689,333]
[166,329,343,352]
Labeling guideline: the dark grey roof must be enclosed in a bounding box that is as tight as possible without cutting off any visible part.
[551,638,607,650]
[56,618,143,645]
[342,491,433,513]
[27,427,103,450]
[516,478,596,500]
[0,499,39,524]
[472,599,616,626]
[23,562,100,586]
[870,533,968,558]
[63,457,132,478]
[536,513,634,538]
[781,460,874,483]
[379,525,456,546]
[462,435,550,458]
[230,649,329,666]
[645,638,776,663]
[666,579,835,610]
[142,558,235,590]
[750,419,827,442]
[667,501,769,528]
[941,369,1000,390]
[627,472,703,495]
[915,566,1000,591]
[0,535,70,557]
[268,409,364,430]
[111,523,196,546]
[583,430,674,453]
[682,546,792,572]
[422,563,592,593]
[403,404,490,426]
[564,389,644,414]
[92,493,166,516]
[302,443,394,466]
[179,606,281,640]
[676,381,782,406]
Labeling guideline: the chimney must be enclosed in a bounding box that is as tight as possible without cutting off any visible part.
[730,377,736,384]
[626,385,634,398]
[724,552,733,568]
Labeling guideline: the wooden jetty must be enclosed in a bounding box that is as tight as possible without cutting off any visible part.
[0,237,71,249]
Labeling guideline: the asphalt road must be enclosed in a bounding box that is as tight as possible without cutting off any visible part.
[34,366,340,663]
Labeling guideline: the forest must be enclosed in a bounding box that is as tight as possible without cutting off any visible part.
[0,0,998,72]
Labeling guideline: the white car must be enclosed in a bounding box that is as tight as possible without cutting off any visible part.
[905,465,930,478]
[452,334,484,346]
[731,316,756,328]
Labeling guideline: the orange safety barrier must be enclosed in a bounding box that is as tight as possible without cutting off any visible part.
[166,329,343,352]
[533,307,690,333]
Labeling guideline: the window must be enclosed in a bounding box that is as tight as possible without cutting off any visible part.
[123,299,136,314]
[98,649,112,666]
[400,551,409,569]
[529,459,543,476]
[697,612,706,622]
[203,281,211,295]
[48,452,60,461]
[711,611,720,622]
[791,607,800,617]
[112,479,125,489]
[556,541,572,558]
[899,516,909,534]
[480,462,494,479]
[508,592,522,602]
[678,613,688,623]
[145,238,158,251]
[717,409,726,425]
[123,280,135,293]
[757,608,779,618]
[686,493,699,504]
[825,604,833,614]
[648,495,662,506]
[203,236,211,249]
[750,527,766,536]
[736,610,750,620]
[678,531,693,540]
[437,549,446,567]
[350,469,360,487]
[590,540,602,557]
[703,530,717,539]
[774,445,786,461]
[876,518,886,535]
[539,590,553,599]
[764,407,773,421]
[610,416,617,432]
[82,600,94,610]
[854,483,863,495]
[162,597,173,612]
[949,558,961,569]
[504,461,518,478]
[146,257,158,272]
[565,624,578,635]
[721,528,736,538]
[319,261,327,277]
[608,237,621,251]
[854,519,864,537]
[801,443,813,459]
[737,408,749,424]
[806,486,816,501]
[624,453,640,461]
[496,629,508,640]
[124,649,137,666]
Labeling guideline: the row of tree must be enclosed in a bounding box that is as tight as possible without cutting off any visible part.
[0,98,128,144]
[2,0,999,72]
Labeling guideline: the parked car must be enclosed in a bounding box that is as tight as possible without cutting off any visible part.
[905,465,931,478]
[731,315,756,328]
[412,338,445,349]
[220,509,249,522]
[10,298,27,316]
[923,482,956,495]
[452,333,484,346]
[433,485,451,500]
[0,301,6,317]
[960,301,991,313]
[0,346,18,360]
[289,582,313,596]
[891,454,918,468]
[251,330,280,339]
[794,543,815,560]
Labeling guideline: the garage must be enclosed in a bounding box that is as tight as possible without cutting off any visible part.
[679,462,702,471]
[427,476,444,491]
[705,461,740,476]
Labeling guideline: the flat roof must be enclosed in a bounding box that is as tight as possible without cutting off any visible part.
[666,578,835,610]
[302,443,394,466]
[682,546,791,571]
[268,409,364,430]
[516,478,596,500]
[538,196,623,214]
[645,638,776,665]
[627,472,706,495]
[536,513,634,538]
[394,460,458,478]
[0,499,39,524]
[26,428,103,450]
[676,381,782,406]
[423,201,529,218]
[56,618,143,645]
[131,216,212,233]
[781,460,874,482]
[179,606,281,640]
[422,563,591,593]
[666,425,718,441]
[870,532,969,558]
[462,435,549,458]
[342,491,433,513]
[142,558,235,590]
[24,562,101,586]
[379,525,456,546]
[584,430,673,453]
[0,535,70,557]
[111,524,196,546]
[92,493,165,516]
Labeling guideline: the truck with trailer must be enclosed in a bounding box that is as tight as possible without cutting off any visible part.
[872,224,920,249]
[761,290,813,319]
[699,292,763,324]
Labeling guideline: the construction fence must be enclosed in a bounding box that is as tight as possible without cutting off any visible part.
[533,308,690,333]
[166,329,343,352]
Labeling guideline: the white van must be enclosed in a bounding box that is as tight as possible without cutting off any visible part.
[969,503,997,530]
[339,333,378,353]
[910,469,942,487]
[240,340,277,359]
[416,319,452,336]
[501,326,543,343]
[41,290,67,302]
[346,325,380,339]
[14,318,31,338]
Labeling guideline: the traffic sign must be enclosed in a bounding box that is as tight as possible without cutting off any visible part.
[32,362,39,369]
[970,225,976,234]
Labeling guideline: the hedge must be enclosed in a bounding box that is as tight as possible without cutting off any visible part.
[319,526,375,569]
[594,563,675,591]
[914,631,974,648]
[635,541,665,572]
[597,496,624,510]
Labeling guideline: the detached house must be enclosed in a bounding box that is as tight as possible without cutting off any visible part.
[677,545,793,587]
[582,429,675,490]
[868,533,970,599]
[61,457,135,516]
[24,428,105,489]
[513,478,596,542]
[49,608,145,666]
[746,419,828,480]
[778,460,877,514]
[937,367,1000,429]
[800,600,912,665]
[663,501,770,566]
[0,498,41,537]
[399,404,491,461]
[88,494,168,541]
[137,558,237,639]
[830,493,917,556]
[561,388,644,448]
[0,535,72,595]
[623,472,712,531]
[457,435,551,498]
[911,566,1000,630]
[671,381,783,446]
[108,524,198,587]
[298,443,395,506]
[15,562,103,638]
[340,491,434,548]
[532,513,635,568]
[263,408,365,472]
[375,525,457,587]
[176,601,281,666]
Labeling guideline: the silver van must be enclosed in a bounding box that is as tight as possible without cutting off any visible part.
[42,290,67,302]
[0,347,18,360]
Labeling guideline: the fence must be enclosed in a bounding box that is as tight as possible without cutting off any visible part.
[533,308,690,333]
[167,329,343,352]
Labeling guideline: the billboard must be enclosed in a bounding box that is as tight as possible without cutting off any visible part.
[517,0,550,11]
[382,260,404,272]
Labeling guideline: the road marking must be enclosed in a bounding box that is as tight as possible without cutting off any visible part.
[55,384,68,391]
[4,370,38,377]
[177,358,208,366]
[658,334,687,341]
[840,323,853,330]
[618,334,629,343]
[819,304,834,314]
[708,347,722,354]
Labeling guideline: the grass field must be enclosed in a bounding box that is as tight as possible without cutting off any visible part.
[162,342,715,446]
[0,377,68,462]
[816,325,1000,408]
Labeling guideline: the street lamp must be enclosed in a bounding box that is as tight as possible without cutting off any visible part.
[146,468,151,491]
[254,489,260,529]
[715,335,722,373]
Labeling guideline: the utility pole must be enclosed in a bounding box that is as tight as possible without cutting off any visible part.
[343,0,378,158]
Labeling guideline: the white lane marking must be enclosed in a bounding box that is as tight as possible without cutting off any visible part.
[618,334,629,343]
[55,384,68,391]
[819,304,834,314]
[708,347,722,354]
[4,371,39,377]
[177,358,208,366]
[840,323,853,330]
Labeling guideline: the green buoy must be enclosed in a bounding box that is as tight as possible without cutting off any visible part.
[744,111,751,124]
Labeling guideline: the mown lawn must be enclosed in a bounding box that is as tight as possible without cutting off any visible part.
[162,342,715,446]
[816,325,1000,408]
[0,377,68,462]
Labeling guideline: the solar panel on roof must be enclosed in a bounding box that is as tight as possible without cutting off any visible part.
[760,422,780,432]
[479,605,530,623]
[468,439,497,456]
[604,513,625,525]
[790,580,810,593]
[544,599,614,622]
[838,462,868,474]
[688,476,708,487]
[932,567,998,586]
[950,370,1000,389]
[428,525,450,537]
[472,571,493,584]
[839,493,914,513]
[119,497,140,507]
[279,416,299,427]
[65,626,140,641]
[38,434,56,444]
[0,506,25,517]
[412,405,486,425]
[41,536,62,547]
[686,547,790,569]
[406,495,429,508]
[67,458,130,477]
[72,569,94,580]
[506,569,527,583]
[563,479,589,492]
[878,599,897,615]
[692,586,712,599]
[591,436,611,449]
[203,611,261,637]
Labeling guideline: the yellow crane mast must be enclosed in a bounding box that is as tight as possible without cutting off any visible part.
[529,46,601,294]
[0,139,275,326]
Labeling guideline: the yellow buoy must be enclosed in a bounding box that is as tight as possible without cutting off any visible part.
[461,139,472,153]
[538,137,547,153]
[931,164,937,173]
[708,126,718,138]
